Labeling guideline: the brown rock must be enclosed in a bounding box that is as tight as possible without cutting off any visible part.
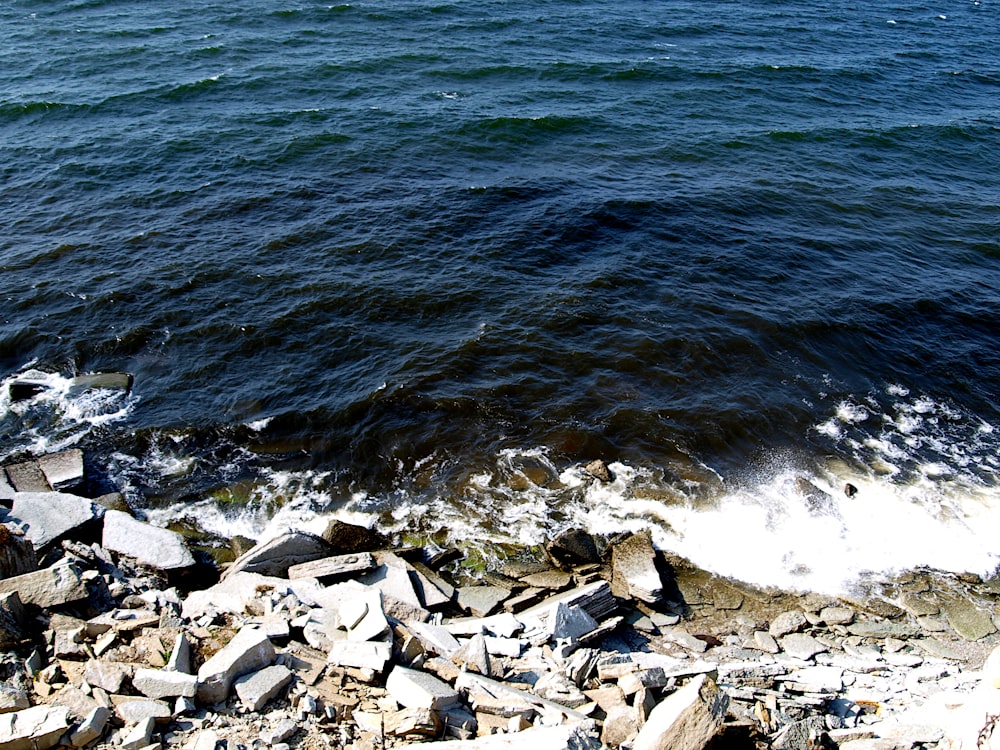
[321,520,389,554]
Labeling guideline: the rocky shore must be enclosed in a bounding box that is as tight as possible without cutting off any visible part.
[4,450,1000,750]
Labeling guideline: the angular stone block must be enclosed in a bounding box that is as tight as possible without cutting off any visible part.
[386,665,461,711]
[0,559,88,608]
[632,675,728,750]
[197,626,275,705]
[0,705,70,750]
[8,492,98,549]
[37,449,84,492]
[4,462,50,493]
[233,665,293,712]
[222,532,332,579]
[102,510,194,570]
[132,668,198,699]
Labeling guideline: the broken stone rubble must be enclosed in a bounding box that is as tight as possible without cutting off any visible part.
[3,451,1000,749]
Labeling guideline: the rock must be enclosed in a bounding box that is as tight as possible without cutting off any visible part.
[344,588,389,642]
[102,510,195,570]
[752,631,780,654]
[328,640,392,672]
[430,722,601,750]
[941,599,997,641]
[233,665,293,711]
[358,554,430,621]
[261,718,297,745]
[84,660,131,694]
[114,699,171,725]
[0,527,37,580]
[0,593,26,650]
[407,620,462,657]
[287,552,375,580]
[820,606,855,626]
[166,632,193,674]
[550,602,599,642]
[771,717,829,750]
[8,491,99,549]
[769,610,807,638]
[196,626,276,705]
[584,459,613,482]
[780,633,827,660]
[546,528,601,567]
[320,519,389,553]
[602,704,641,747]
[632,675,728,750]
[522,570,573,590]
[451,633,493,676]
[3,462,50,493]
[132,668,198,700]
[457,585,510,617]
[67,706,111,748]
[67,372,133,395]
[37,449,84,492]
[611,532,663,604]
[0,705,70,750]
[386,665,461,711]
[121,716,155,750]
[0,686,29,714]
[533,671,589,708]
[0,559,88,608]
[222,531,332,579]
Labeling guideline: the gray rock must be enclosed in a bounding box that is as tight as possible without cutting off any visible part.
[611,532,663,604]
[261,718,297,745]
[327,640,392,671]
[820,606,855,626]
[602,705,641,747]
[166,632,193,674]
[222,532,333,579]
[780,633,827,660]
[0,685,30,714]
[0,472,14,501]
[132,668,198,700]
[550,602,599,642]
[0,705,70,750]
[407,620,462,657]
[120,716,155,750]
[233,665,293,712]
[114,699,171,725]
[197,626,276,705]
[84,660,131,694]
[37,449,84,492]
[386,665,461,710]
[8,492,98,549]
[67,706,111,748]
[102,510,194,570]
[769,610,807,638]
[941,599,997,641]
[3,462,50,493]
[457,585,510,617]
[752,630,780,654]
[431,722,601,750]
[632,674,729,750]
[0,559,88,608]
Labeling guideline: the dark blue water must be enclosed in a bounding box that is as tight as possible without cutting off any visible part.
[2,0,999,590]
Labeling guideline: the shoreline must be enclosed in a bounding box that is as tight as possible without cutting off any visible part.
[3,449,1000,750]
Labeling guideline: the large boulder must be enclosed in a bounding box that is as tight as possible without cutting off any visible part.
[222,532,333,579]
[0,705,71,750]
[632,675,728,750]
[102,510,195,570]
[8,492,99,550]
[0,560,88,608]
[321,519,389,554]
[197,626,275,705]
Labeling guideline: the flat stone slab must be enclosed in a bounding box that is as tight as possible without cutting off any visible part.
[233,665,293,711]
[4,462,50,493]
[132,668,198,700]
[780,633,828,660]
[102,510,195,570]
[386,665,461,711]
[941,599,997,641]
[37,449,84,491]
[8,492,98,549]
[0,705,71,750]
[457,586,510,617]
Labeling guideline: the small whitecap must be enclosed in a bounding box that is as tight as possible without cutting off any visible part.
[937,14,947,19]
[246,417,272,431]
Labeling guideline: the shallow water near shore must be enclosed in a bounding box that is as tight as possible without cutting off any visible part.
[2,0,999,595]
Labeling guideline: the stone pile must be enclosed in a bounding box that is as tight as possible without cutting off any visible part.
[3,450,1000,750]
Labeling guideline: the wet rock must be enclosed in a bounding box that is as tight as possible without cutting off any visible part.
[196,625,276,704]
[8,491,99,549]
[632,675,728,750]
[67,372,134,395]
[611,532,663,604]
[940,598,997,641]
[546,528,601,567]
[584,459,613,482]
[321,519,389,554]
[0,559,88,608]
[222,531,332,579]
[0,705,70,750]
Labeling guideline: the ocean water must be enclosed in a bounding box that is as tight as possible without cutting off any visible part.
[2,0,999,594]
